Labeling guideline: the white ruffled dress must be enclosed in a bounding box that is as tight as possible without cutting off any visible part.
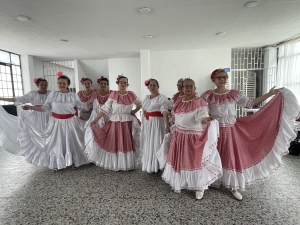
[141,94,169,173]
[0,90,51,154]
[84,91,142,171]
[18,91,89,169]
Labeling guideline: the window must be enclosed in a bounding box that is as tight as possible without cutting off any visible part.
[277,40,300,103]
[0,50,23,105]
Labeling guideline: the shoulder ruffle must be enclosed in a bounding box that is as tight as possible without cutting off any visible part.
[173,95,207,114]
[201,90,242,104]
[108,91,137,105]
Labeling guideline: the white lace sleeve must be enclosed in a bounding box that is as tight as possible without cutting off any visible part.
[195,106,209,123]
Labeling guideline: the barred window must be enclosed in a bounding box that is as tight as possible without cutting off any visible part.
[0,50,23,105]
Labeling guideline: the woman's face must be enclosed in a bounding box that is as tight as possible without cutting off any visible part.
[98,80,108,91]
[182,80,196,96]
[83,80,92,89]
[118,78,128,91]
[58,78,69,92]
[148,80,159,94]
[38,81,48,92]
[213,71,228,87]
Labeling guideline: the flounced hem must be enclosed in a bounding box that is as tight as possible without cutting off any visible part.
[84,146,137,171]
[212,88,300,191]
[18,114,88,170]
[162,152,223,193]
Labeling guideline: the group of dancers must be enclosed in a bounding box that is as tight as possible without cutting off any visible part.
[0,69,299,200]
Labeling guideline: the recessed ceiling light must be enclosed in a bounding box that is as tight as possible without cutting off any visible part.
[17,15,30,22]
[215,32,226,36]
[138,7,152,14]
[144,35,154,39]
[245,1,259,8]
[58,39,68,42]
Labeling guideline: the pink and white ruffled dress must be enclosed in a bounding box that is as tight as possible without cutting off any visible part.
[156,95,223,193]
[77,90,97,121]
[201,88,300,191]
[84,91,142,171]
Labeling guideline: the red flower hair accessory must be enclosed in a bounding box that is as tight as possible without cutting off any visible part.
[33,78,39,83]
[116,74,123,84]
[57,71,64,77]
[210,69,220,80]
[144,79,151,87]
[80,78,85,84]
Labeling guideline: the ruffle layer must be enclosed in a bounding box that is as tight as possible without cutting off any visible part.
[213,88,300,190]
[96,91,111,105]
[158,120,222,192]
[18,113,88,170]
[77,90,97,102]
[201,90,242,105]
[84,116,141,171]
[109,91,138,105]
[173,94,207,114]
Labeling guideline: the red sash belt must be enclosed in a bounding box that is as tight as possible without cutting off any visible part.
[52,112,74,119]
[145,111,163,120]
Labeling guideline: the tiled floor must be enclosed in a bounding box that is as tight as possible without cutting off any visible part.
[0,149,299,225]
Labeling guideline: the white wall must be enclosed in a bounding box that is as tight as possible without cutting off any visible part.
[108,58,141,98]
[78,59,109,90]
[33,58,44,79]
[150,49,231,98]
[21,55,36,93]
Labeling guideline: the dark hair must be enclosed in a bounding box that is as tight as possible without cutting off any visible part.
[147,79,159,88]
[81,78,92,84]
[58,75,71,85]
[36,78,48,86]
[97,77,109,85]
[183,78,195,86]
[116,75,128,84]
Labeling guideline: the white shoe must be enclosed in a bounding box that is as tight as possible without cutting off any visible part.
[231,190,243,200]
[195,190,204,200]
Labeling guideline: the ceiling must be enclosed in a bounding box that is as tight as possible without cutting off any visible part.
[1,0,300,61]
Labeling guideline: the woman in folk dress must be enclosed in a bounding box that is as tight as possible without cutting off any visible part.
[85,75,142,171]
[77,77,97,121]
[0,78,50,154]
[20,72,91,172]
[141,79,169,173]
[201,68,300,200]
[157,78,222,199]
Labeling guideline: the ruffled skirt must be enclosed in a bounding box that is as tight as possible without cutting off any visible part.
[84,115,141,171]
[212,88,300,191]
[0,105,50,155]
[141,116,165,173]
[157,120,222,192]
[18,113,88,169]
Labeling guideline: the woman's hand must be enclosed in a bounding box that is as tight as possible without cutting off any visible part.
[22,105,32,111]
[130,110,137,115]
[143,110,147,117]
[201,116,213,124]
[268,86,283,96]
[165,125,170,134]
[90,119,99,126]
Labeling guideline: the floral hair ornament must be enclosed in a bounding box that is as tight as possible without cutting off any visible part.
[210,69,222,80]
[144,78,151,87]
[80,77,85,84]
[177,78,184,87]
[33,78,39,83]
[57,71,65,77]
[116,74,123,84]
[97,75,105,82]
